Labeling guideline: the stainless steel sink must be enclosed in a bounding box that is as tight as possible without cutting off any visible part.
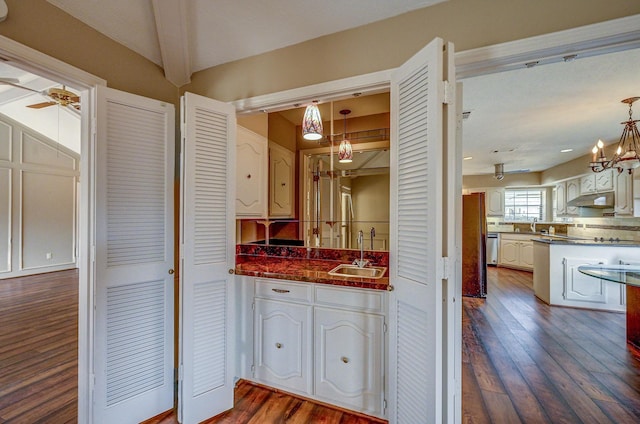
[328,264,387,279]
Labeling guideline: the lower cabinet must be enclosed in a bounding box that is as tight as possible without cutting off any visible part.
[499,234,534,271]
[251,278,386,418]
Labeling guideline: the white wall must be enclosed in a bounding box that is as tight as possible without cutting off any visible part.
[0,113,79,278]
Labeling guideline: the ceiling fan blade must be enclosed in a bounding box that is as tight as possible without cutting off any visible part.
[27,101,57,109]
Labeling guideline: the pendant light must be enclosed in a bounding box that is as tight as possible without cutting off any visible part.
[338,109,353,163]
[302,101,323,140]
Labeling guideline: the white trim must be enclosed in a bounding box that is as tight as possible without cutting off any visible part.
[0,35,106,89]
[455,14,640,79]
[151,0,192,86]
[0,35,103,424]
[233,14,640,114]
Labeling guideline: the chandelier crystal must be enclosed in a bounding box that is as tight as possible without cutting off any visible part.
[590,97,640,174]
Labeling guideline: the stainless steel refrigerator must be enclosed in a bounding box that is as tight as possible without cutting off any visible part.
[462,193,487,297]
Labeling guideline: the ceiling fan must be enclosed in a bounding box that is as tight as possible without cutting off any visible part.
[493,163,530,180]
[0,77,80,110]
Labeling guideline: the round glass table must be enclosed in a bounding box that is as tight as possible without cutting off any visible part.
[579,264,640,350]
[578,264,640,286]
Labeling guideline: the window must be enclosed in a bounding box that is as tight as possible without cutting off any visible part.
[504,189,545,221]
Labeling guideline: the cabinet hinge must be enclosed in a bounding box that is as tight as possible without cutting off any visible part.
[251,302,255,311]
[251,365,255,377]
[442,80,452,105]
[383,322,388,334]
[440,256,450,280]
[383,399,387,413]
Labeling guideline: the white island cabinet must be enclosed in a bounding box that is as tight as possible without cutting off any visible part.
[532,240,640,312]
[499,233,534,271]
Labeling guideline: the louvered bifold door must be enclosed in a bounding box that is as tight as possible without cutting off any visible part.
[93,86,175,423]
[179,92,236,424]
[388,37,454,424]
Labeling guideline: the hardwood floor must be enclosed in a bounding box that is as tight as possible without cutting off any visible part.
[463,266,640,423]
[3,267,640,423]
[0,269,78,423]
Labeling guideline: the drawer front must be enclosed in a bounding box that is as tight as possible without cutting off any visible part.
[315,285,385,313]
[255,279,312,303]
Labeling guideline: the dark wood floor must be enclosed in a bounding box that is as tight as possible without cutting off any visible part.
[463,266,640,423]
[0,269,78,423]
[3,267,640,423]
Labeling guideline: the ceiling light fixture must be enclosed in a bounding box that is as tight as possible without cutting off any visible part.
[590,97,640,174]
[494,163,504,180]
[302,100,323,140]
[560,148,573,153]
[338,109,353,163]
[463,156,473,161]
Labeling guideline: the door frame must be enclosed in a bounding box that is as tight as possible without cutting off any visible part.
[230,13,640,422]
[0,34,105,424]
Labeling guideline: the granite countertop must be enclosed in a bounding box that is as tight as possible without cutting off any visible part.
[235,255,390,291]
[532,237,640,247]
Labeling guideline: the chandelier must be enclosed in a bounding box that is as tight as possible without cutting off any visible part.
[590,97,640,174]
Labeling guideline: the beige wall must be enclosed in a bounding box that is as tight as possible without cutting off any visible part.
[0,0,177,104]
[268,113,296,151]
[238,113,268,138]
[184,0,640,102]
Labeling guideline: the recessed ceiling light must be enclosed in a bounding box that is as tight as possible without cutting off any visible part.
[463,156,473,161]
[560,148,573,153]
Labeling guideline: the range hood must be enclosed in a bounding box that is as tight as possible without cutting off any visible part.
[567,192,615,208]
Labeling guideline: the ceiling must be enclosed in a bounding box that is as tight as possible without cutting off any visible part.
[46,0,446,86]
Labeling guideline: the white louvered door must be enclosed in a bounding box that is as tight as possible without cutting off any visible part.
[388,37,455,423]
[179,92,236,423]
[93,86,175,423]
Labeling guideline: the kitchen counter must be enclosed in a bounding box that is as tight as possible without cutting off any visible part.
[235,245,390,291]
[532,237,640,246]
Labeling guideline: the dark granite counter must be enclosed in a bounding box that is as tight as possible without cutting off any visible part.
[532,237,640,247]
[235,244,390,291]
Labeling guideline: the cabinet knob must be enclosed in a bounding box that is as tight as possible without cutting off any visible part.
[246,174,251,179]
[281,182,286,187]
[387,285,394,292]
[272,288,290,293]
[168,269,175,275]
[275,343,282,349]
[228,269,235,274]
[341,356,349,363]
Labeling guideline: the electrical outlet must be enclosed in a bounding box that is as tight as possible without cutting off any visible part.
[46,252,52,260]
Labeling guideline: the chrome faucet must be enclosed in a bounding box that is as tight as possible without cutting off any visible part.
[370,227,376,250]
[530,217,537,233]
[353,230,369,268]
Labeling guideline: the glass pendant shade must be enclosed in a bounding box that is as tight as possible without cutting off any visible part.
[338,139,353,163]
[302,103,323,140]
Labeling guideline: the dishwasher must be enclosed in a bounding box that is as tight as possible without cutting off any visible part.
[486,233,498,266]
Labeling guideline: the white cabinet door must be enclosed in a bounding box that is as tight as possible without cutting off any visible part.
[580,174,596,194]
[519,241,534,269]
[236,126,267,217]
[615,171,633,216]
[499,239,519,266]
[555,181,566,216]
[485,188,504,217]
[269,142,295,217]
[563,258,610,303]
[254,298,312,394]
[314,307,384,416]
[566,178,580,215]
[595,169,614,192]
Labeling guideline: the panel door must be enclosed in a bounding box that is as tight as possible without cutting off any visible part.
[519,241,534,269]
[580,174,596,194]
[254,298,312,394]
[595,169,614,191]
[566,178,580,215]
[615,171,633,215]
[499,239,519,266]
[93,86,175,423]
[314,307,384,416]
[388,37,455,423]
[269,143,295,217]
[485,188,504,217]
[555,182,566,216]
[180,92,236,424]
[563,258,609,303]
[236,125,267,217]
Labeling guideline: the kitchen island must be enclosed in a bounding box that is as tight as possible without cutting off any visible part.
[532,238,640,312]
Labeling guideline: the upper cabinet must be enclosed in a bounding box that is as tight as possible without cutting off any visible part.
[485,188,504,217]
[615,171,634,216]
[580,169,614,195]
[555,181,567,216]
[269,142,295,218]
[236,125,268,218]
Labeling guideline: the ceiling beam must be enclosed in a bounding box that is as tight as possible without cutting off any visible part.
[152,0,192,87]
